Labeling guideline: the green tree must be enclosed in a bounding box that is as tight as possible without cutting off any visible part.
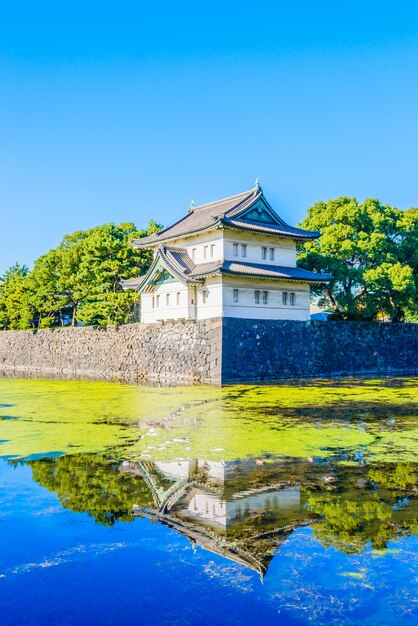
[298,197,417,321]
[0,263,31,329]
[0,219,161,329]
[26,248,69,328]
[75,222,153,326]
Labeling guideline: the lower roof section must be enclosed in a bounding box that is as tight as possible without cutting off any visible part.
[219,260,331,283]
[121,245,331,292]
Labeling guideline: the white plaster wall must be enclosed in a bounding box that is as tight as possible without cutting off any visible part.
[195,276,223,320]
[149,229,296,267]
[166,231,224,265]
[223,230,297,267]
[142,275,310,322]
[222,276,311,321]
[141,281,189,323]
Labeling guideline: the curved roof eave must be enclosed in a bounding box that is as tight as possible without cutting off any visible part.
[133,220,318,249]
[137,251,191,293]
[221,220,320,240]
[219,269,331,283]
[132,220,224,248]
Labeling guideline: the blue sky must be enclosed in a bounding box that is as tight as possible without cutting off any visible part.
[1,0,418,273]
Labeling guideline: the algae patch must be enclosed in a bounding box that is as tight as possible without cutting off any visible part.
[0,377,417,462]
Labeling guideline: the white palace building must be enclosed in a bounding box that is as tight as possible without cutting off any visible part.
[124,183,330,323]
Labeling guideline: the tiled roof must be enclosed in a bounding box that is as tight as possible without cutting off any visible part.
[123,245,331,292]
[220,261,331,283]
[190,260,222,278]
[224,218,317,239]
[120,276,145,289]
[164,247,196,274]
[132,186,318,247]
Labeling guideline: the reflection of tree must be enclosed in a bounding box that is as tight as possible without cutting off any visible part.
[306,463,418,553]
[28,453,418,559]
[307,497,394,552]
[368,463,418,492]
[30,454,154,526]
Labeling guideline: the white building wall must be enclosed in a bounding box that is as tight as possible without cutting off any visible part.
[224,231,297,267]
[141,276,310,322]
[141,281,189,323]
[148,230,296,270]
[195,276,223,320]
[222,276,310,321]
[165,231,224,265]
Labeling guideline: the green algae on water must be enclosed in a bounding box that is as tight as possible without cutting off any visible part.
[0,376,417,462]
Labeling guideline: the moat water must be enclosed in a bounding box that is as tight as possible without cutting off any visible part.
[1,377,418,625]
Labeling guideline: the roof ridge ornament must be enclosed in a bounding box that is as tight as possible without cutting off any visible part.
[254,177,261,192]
[189,199,195,212]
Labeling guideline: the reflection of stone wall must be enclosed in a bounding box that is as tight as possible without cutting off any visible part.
[0,319,222,384]
[222,318,418,382]
[0,318,416,384]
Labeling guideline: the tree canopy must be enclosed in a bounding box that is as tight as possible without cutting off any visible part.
[298,198,418,321]
[0,220,161,329]
[29,454,155,526]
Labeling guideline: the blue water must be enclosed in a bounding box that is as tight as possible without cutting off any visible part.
[1,459,418,626]
[1,376,418,625]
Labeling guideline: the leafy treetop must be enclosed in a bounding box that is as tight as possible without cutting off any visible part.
[298,197,417,321]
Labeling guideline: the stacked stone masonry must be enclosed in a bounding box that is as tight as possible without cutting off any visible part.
[0,318,416,384]
[0,319,222,384]
[222,318,418,382]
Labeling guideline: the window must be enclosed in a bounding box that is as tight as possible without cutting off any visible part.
[233,243,239,257]
[152,296,155,309]
[241,244,247,257]
[269,248,275,261]
[166,293,170,306]
[156,295,160,307]
[290,292,296,306]
[261,247,267,260]
[204,245,208,259]
[263,291,269,304]
[210,244,215,258]
[176,292,181,305]
[233,289,239,303]
[203,289,208,304]
[192,248,196,261]
[282,292,288,305]
[255,290,260,304]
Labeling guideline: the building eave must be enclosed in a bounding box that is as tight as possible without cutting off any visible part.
[191,261,331,284]
[220,269,330,284]
[132,220,224,249]
[221,220,319,240]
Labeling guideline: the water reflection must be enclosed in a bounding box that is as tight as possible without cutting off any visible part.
[25,453,418,576]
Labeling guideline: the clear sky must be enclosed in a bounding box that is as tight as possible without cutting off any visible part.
[1,0,418,273]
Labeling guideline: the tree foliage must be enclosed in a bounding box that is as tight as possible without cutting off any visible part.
[298,198,418,321]
[0,221,161,329]
[30,454,154,526]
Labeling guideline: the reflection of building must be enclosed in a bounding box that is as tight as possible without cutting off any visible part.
[121,458,314,576]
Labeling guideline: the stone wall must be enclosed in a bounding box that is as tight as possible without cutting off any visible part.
[0,319,222,384]
[0,318,416,385]
[222,318,418,382]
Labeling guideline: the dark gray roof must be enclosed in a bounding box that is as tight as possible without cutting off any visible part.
[219,261,331,282]
[120,276,144,289]
[132,186,318,247]
[124,245,331,292]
